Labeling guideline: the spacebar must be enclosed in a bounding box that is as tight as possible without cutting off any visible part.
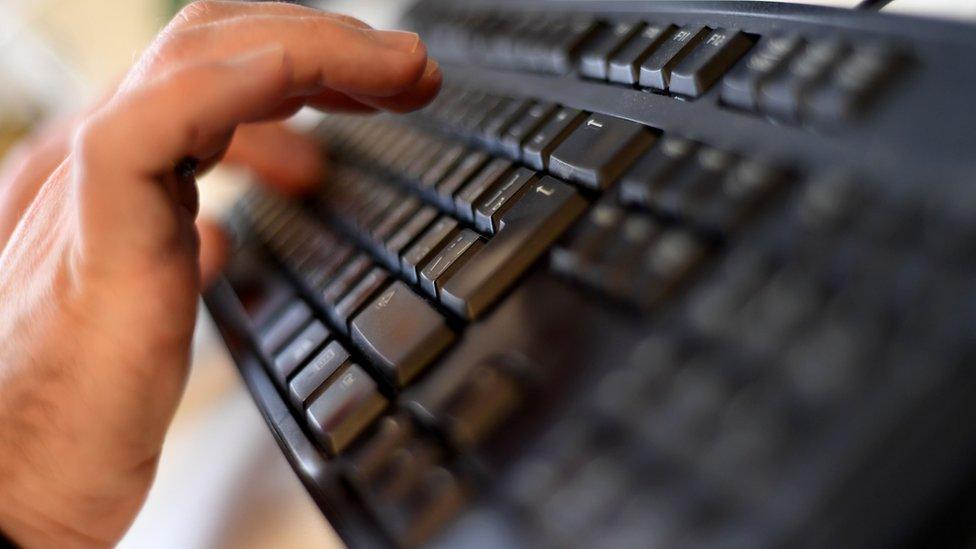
[440,176,588,320]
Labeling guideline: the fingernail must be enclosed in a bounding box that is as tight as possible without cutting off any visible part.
[423,58,440,78]
[229,44,287,69]
[371,30,421,53]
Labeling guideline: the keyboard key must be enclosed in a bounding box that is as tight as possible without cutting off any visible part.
[306,363,388,455]
[669,29,755,98]
[438,360,523,448]
[653,147,736,219]
[385,206,439,265]
[405,140,449,183]
[542,19,603,74]
[347,413,416,484]
[521,107,586,170]
[804,44,902,125]
[402,217,459,284]
[435,151,490,211]
[273,320,330,384]
[632,230,708,307]
[480,99,530,149]
[392,467,469,547]
[420,144,468,191]
[440,176,588,319]
[371,196,421,243]
[759,38,849,123]
[501,102,558,159]
[351,281,457,386]
[578,22,643,80]
[474,167,538,234]
[639,26,710,91]
[548,113,656,189]
[696,160,787,234]
[419,229,485,298]
[608,24,675,85]
[551,201,626,276]
[333,267,390,331]
[619,137,698,208]
[288,341,350,408]
[258,300,312,355]
[455,158,514,222]
[722,34,804,111]
[321,253,372,308]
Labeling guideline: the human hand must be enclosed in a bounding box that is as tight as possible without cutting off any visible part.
[0,1,440,546]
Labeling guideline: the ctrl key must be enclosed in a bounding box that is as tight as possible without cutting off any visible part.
[306,363,388,456]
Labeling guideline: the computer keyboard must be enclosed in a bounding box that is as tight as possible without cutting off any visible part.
[204,1,976,547]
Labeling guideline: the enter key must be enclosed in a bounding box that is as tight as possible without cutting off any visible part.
[439,176,588,320]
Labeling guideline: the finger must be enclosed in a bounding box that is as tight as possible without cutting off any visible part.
[348,58,442,113]
[75,46,294,262]
[168,0,371,31]
[197,216,230,287]
[222,122,325,195]
[155,15,431,98]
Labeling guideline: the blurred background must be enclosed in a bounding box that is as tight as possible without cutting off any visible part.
[0,0,972,548]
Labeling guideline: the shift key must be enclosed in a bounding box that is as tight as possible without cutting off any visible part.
[440,176,588,319]
[351,282,456,386]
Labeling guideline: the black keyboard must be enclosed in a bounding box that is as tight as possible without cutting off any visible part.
[204,1,976,547]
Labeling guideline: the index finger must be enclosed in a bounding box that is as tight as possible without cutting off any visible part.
[156,15,431,98]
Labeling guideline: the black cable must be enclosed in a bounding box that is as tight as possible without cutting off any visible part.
[856,0,896,10]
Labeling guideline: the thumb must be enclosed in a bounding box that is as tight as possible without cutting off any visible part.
[198,217,230,287]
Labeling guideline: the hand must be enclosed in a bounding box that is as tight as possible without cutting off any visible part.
[0,2,440,547]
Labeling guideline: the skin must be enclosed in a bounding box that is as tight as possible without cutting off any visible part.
[0,2,441,547]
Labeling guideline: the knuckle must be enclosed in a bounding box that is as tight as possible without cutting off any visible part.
[326,13,370,29]
[174,0,221,27]
[72,117,110,168]
[151,26,200,67]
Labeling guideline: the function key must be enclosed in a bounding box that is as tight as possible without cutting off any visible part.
[722,34,804,111]
[578,22,644,80]
[608,24,675,85]
[639,26,710,91]
[669,29,755,98]
[306,363,388,456]
[548,113,657,189]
